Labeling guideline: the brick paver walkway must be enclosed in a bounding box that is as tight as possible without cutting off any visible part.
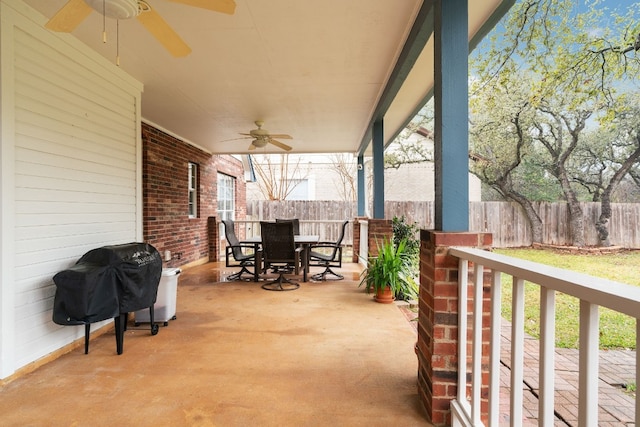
[398,303,636,425]
[500,321,636,426]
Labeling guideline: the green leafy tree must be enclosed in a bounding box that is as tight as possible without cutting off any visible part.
[471,0,640,246]
[569,99,640,245]
[385,103,434,169]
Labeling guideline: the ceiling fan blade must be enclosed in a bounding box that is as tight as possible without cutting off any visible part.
[220,136,250,142]
[269,134,293,140]
[165,0,236,15]
[45,0,93,32]
[269,139,292,151]
[137,8,191,57]
[248,142,256,151]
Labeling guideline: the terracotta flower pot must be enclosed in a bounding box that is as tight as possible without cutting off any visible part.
[374,286,394,304]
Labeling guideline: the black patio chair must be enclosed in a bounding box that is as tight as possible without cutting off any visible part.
[222,219,257,281]
[275,218,300,235]
[309,220,349,281]
[260,221,301,291]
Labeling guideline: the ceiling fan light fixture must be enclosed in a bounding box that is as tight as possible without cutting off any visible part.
[252,138,268,148]
[85,0,140,20]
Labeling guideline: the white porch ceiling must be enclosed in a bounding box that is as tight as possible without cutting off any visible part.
[22,0,511,155]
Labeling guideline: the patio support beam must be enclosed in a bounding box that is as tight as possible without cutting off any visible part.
[433,0,469,231]
[357,154,365,216]
[372,119,385,219]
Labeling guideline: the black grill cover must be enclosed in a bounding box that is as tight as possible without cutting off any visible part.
[53,243,162,326]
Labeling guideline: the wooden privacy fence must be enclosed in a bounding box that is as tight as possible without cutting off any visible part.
[246,200,640,248]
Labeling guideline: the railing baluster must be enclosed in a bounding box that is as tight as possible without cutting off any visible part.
[636,320,640,427]
[578,300,599,427]
[489,270,502,427]
[458,259,469,406]
[510,277,525,427]
[539,286,555,426]
[472,264,484,424]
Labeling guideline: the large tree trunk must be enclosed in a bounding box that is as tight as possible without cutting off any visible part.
[596,142,640,246]
[508,193,543,244]
[595,200,611,246]
[494,178,544,244]
[557,165,585,247]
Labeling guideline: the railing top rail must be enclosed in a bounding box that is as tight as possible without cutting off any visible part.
[450,246,640,318]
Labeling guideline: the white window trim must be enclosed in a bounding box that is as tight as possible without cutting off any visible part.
[188,162,198,218]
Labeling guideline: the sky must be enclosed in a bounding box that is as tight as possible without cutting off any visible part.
[471,0,640,63]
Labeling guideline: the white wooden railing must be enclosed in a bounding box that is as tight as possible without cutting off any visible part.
[449,247,640,427]
[358,220,369,267]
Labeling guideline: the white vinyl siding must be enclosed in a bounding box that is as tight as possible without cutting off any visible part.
[1,1,143,375]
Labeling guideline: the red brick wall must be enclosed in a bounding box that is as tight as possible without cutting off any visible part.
[351,217,392,262]
[142,123,246,267]
[367,219,392,256]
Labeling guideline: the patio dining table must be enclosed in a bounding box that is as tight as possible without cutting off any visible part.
[241,235,319,282]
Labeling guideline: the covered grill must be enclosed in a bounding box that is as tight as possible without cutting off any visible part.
[53,242,163,355]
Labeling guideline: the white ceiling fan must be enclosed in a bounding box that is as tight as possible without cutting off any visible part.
[239,121,293,151]
[44,0,236,57]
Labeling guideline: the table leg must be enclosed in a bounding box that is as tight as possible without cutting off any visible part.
[254,250,262,282]
[303,244,309,282]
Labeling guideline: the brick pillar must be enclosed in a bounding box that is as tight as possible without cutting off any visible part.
[367,218,392,257]
[416,230,492,425]
[207,216,219,262]
[352,217,361,263]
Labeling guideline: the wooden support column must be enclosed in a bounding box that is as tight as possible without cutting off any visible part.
[372,120,385,219]
[433,0,469,231]
[357,154,366,216]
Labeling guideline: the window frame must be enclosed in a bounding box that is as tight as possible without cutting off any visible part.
[217,172,236,222]
[188,162,198,219]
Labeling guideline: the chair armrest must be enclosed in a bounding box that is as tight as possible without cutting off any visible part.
[309,244,339,250]
[226,244,258,253]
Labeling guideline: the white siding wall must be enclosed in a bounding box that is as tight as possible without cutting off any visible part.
[385,163,481,202]
[1,0,143,377]
[246,155,481,202]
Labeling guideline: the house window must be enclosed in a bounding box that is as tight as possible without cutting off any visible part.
[287,179,309,200]
[217,173,235,221]
[188,162,198,218]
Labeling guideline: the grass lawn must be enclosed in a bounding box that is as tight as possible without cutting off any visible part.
[494,248,640,350]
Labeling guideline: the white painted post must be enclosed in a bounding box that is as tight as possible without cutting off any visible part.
[510,277,525,427]
[489,271,502,426]
[539,287,556,426]
[636,321,640,427]
[471,263,484,425]
[458,259,469,404]
[578,300,599,427]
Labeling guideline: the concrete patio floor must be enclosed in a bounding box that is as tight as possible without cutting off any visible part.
[0,261,431,426]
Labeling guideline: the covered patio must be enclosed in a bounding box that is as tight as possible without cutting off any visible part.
[0,262,431,426]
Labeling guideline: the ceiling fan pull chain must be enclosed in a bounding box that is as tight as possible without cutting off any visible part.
[116,20,120,66]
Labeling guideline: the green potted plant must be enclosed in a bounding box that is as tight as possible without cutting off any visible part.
[392,216,420,302]
[359,238,412,303]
